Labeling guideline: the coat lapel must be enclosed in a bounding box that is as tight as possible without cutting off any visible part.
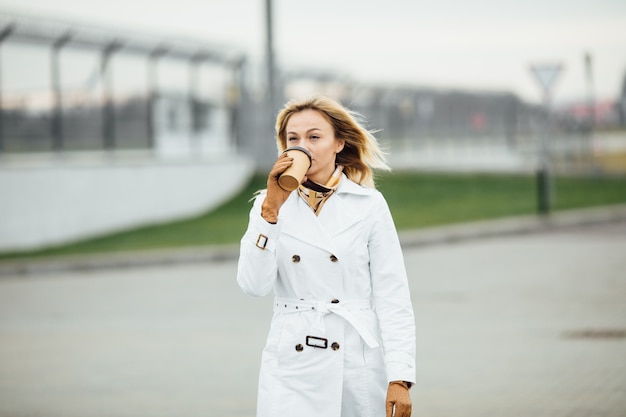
[320,175,375,238]
[280,193,338,254]
[279,175,376,252]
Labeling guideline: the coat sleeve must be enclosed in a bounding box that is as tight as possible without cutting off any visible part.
[236,192,279,297]
[368,192,416,384]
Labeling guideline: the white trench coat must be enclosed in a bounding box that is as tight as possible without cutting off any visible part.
[237,175,416,417]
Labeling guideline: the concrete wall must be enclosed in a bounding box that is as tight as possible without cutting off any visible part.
[0,152,255,252]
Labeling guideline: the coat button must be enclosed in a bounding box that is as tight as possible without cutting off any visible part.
[331,342,340,351]
[292,254,301,263]
[295,344,304,352]
[329,254,338,262]
[331,299,339,304]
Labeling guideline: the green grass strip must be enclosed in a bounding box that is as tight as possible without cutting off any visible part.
[1,172,624,261]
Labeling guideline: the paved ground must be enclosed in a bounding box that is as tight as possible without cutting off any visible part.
[0,222,625,417]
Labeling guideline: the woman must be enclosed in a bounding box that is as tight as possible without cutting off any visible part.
[237,95,415,417]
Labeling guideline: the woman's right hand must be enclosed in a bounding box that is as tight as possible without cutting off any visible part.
[261,152,294,223]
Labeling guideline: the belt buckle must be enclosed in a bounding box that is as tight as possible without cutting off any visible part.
[306,335,328,349]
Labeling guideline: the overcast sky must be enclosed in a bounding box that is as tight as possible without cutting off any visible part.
[1,0,625,105]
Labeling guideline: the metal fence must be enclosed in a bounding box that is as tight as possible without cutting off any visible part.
[0,12,245,155]
[1,12,624,177]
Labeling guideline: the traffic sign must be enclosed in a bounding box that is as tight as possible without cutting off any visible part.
[530,63,563,96]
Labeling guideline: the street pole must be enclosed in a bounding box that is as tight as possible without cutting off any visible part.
[530,63,563,215]
[537,91,552,214]
[584,52,595,132]
[262,0,278,168]
[265,0,275,113]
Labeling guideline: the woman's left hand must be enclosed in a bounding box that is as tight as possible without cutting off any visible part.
[386,381,412,417]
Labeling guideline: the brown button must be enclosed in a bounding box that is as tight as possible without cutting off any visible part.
[295,344,304,352]
[331,342,340,351]
[292,255,301,263]
[329,254,338,262]
[331,299,339,304]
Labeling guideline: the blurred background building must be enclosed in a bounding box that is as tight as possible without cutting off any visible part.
[1,9,625,252]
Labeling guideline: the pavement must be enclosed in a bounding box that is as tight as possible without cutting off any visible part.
[0,205,625,416]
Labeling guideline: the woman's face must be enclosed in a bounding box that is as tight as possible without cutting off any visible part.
[285,109,345,185]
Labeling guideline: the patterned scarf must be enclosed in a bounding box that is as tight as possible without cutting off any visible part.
[297,165,343,216]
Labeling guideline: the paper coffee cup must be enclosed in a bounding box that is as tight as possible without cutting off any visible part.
[278,146,312,191]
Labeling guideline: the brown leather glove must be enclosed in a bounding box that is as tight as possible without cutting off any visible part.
[261,152,296,223]
[386,381,412,417]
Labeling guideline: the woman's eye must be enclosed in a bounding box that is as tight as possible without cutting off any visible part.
[310,135,320,140]
[288,137,298,142]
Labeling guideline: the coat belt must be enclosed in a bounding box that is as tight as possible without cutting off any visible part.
[274,297,380,349]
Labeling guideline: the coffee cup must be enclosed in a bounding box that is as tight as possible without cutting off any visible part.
[278,146,312,191]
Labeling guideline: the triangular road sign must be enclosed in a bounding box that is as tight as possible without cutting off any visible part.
[530,64,563,95]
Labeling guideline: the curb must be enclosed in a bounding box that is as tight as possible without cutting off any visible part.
[397,203,626,248]
[2,204,626,277]
[0,244,241,278]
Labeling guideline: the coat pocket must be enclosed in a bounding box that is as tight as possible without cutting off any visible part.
[276,313,333,372]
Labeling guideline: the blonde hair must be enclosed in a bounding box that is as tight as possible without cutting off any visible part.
[275,95,389,188]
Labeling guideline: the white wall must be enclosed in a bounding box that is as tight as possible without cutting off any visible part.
[0,152,255,252]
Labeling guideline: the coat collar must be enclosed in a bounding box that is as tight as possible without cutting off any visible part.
[335,174,377,196]
[279,174,376,253]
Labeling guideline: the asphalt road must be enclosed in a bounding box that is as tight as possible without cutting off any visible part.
[1,222,625,417]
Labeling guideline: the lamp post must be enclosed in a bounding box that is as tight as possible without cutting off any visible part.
[262,0,278,168]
